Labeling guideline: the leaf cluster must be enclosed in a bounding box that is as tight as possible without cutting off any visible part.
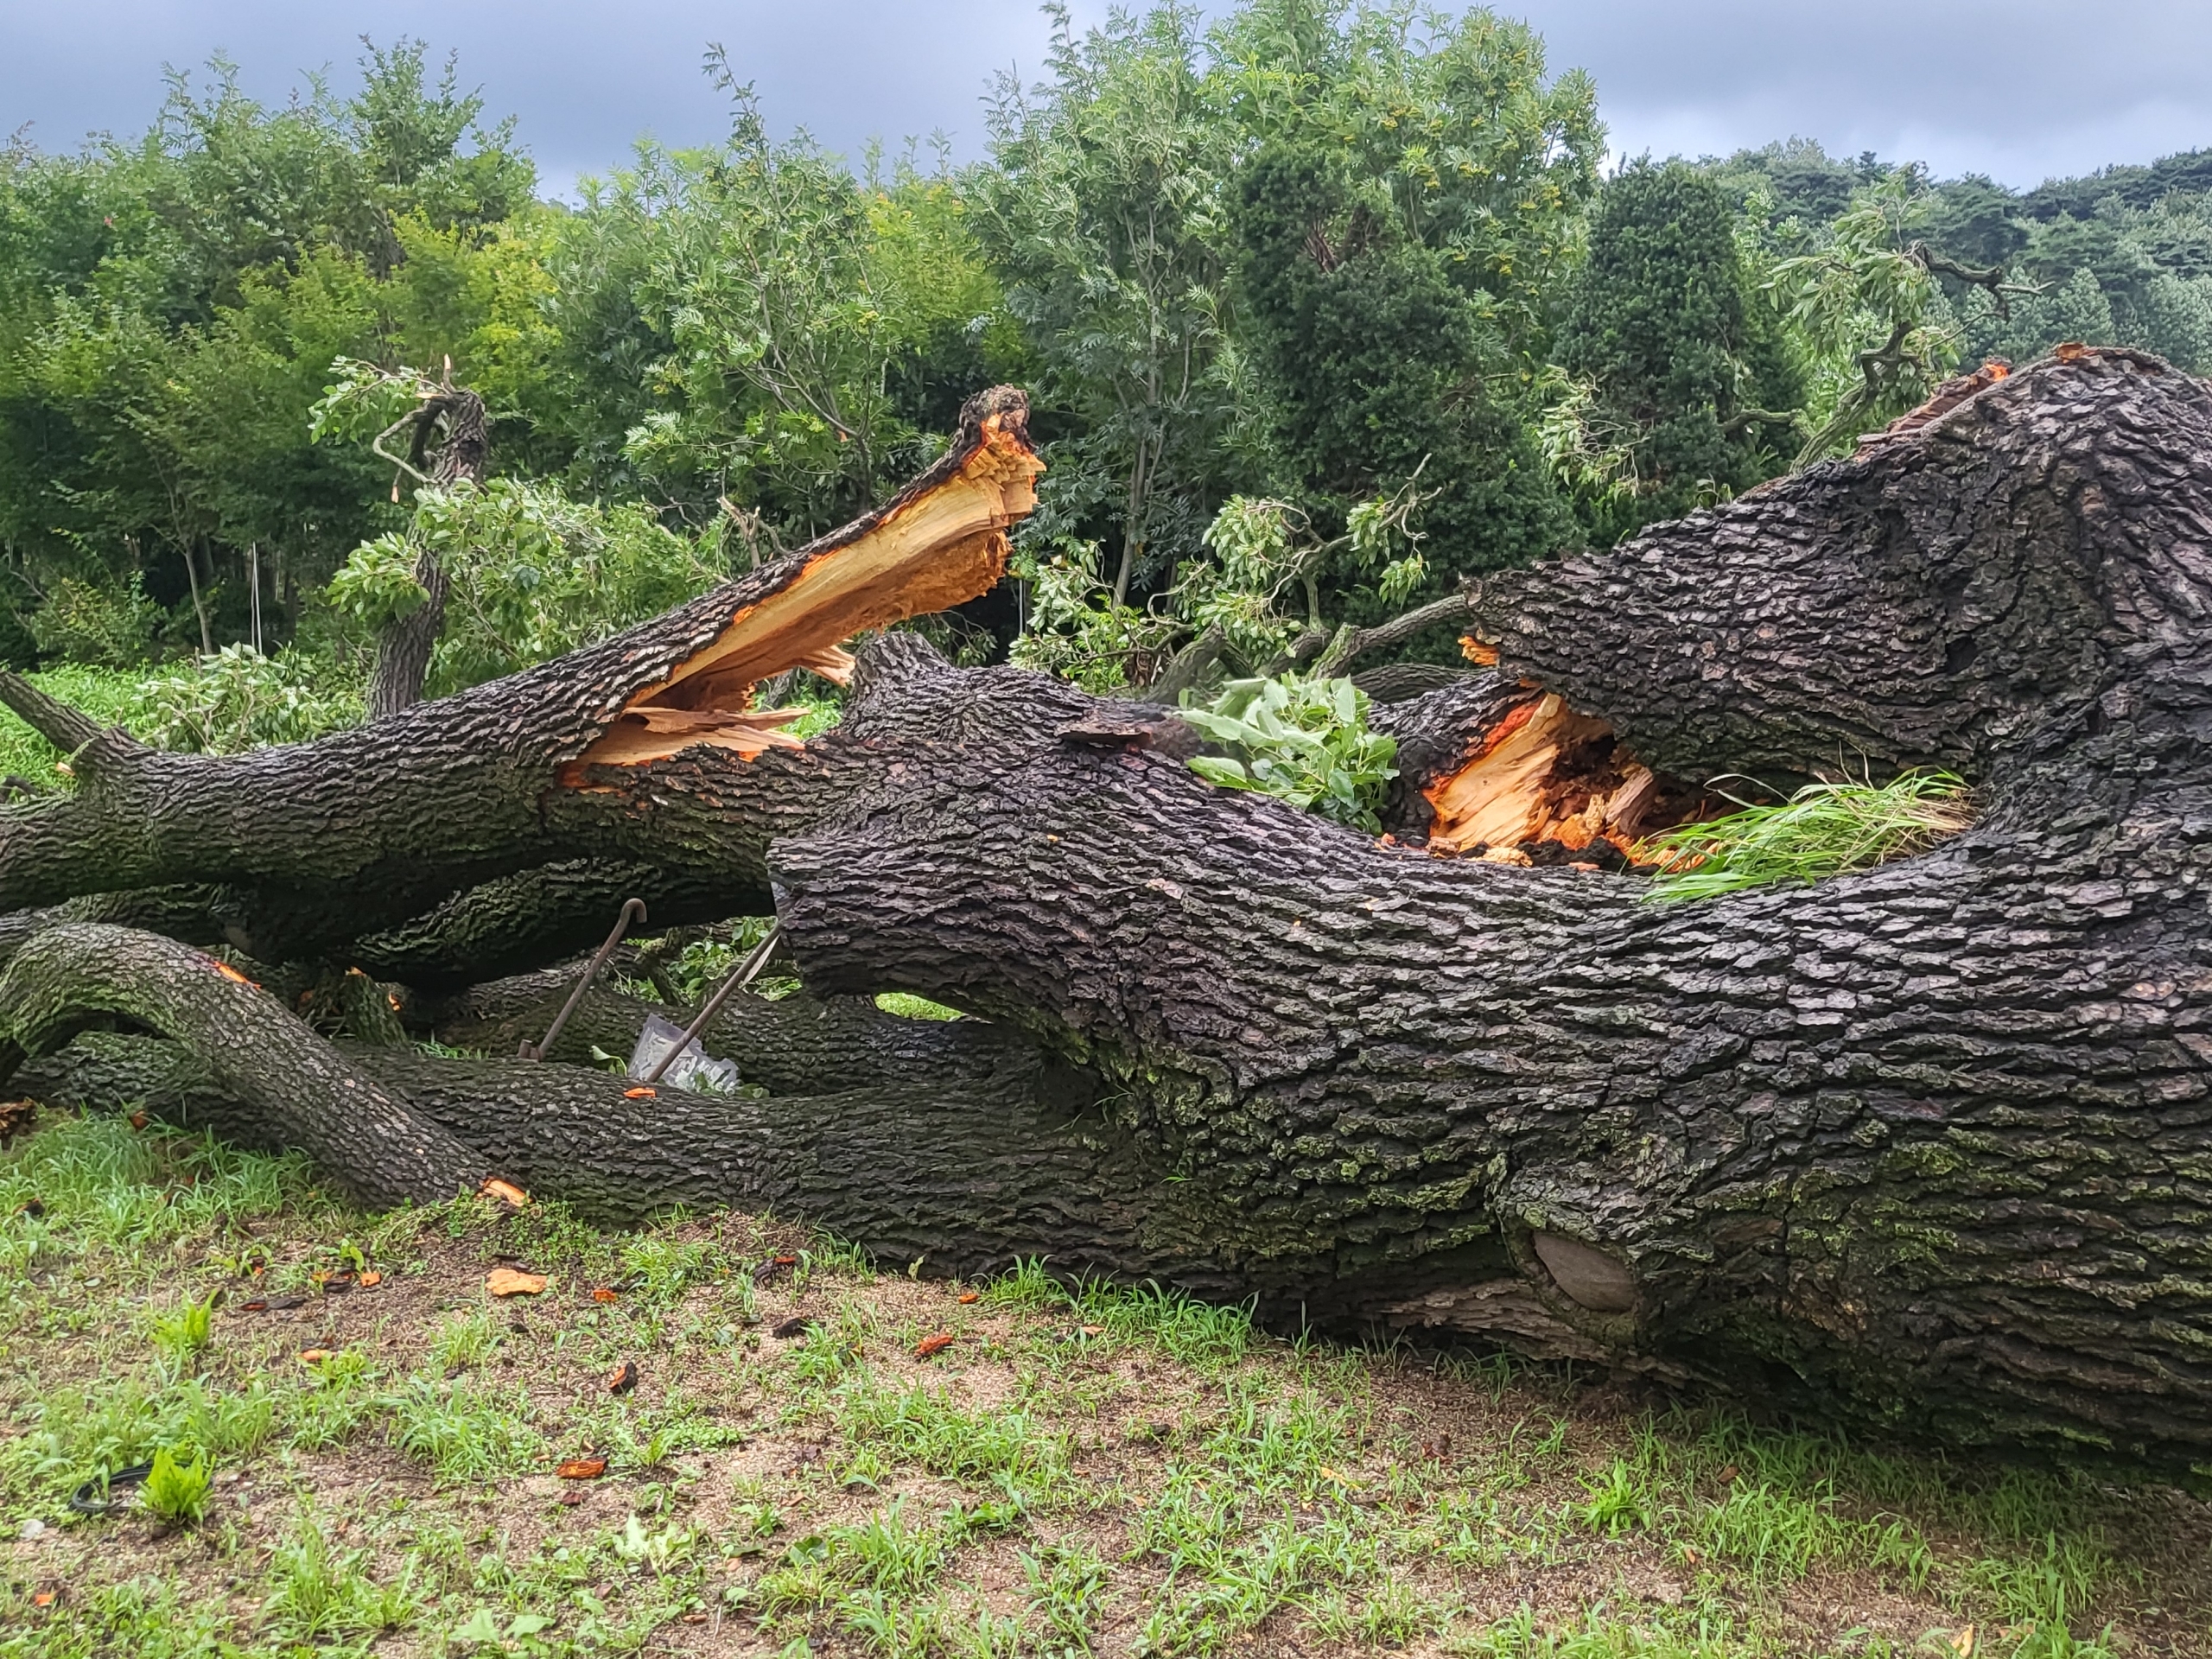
[1179,672,1397,831]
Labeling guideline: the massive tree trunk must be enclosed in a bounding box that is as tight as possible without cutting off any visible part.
[3,359,2210,1473]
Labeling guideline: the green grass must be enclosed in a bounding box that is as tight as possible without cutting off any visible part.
[1641,771,1974,901]
[0,664,150,790]
[2,1107,2206,1659]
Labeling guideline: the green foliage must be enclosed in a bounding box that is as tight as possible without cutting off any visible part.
[874,992,964,1022]
[1577,1457,1654,1536]
[4,11,2211,724]
[1230,136,1573,610]
[24,577,162,667]
[1554,160,1802,539]
[141,1443,213,1525]
[130,645,362,753]
[1761,173,1960,464]
[329,476,729,695]
[1641,771,1974,902]
[1179,673,1395,831]
[978,3,1236,610]
[261,1513,423,1642]
[0,41,543,642]
[593,72,1014,533]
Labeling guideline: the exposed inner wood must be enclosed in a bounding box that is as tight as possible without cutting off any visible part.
[1422,690,1703,862]
[575,408,1043,770]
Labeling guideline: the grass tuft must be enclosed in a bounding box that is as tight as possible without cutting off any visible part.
[1640,770,1973,901]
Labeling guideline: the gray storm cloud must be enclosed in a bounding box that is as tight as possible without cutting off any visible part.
[4,1,2206,188]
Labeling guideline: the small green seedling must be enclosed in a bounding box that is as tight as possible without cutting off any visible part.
[151,1294,215,1358]
[143,1445,213,1525]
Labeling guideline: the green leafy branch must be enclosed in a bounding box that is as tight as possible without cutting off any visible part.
[1179,673,1397,833]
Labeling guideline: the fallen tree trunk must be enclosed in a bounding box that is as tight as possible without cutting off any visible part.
[3,355,2210,1472]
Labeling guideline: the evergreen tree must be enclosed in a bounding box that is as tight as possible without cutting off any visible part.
[1555,159,1802,543]
[1230,142,1570,629]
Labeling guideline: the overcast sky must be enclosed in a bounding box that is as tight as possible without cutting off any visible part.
[5,2,2207,195]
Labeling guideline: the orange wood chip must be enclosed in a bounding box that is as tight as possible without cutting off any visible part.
[298,1349,333,1363]
[32,1589,56,1608]
[606,1360,639,1395]
[556,1457,607,1480]
[486,1268,547,1297]
[623,1086,657,1099]
[591,1287,620,1303]
[211,959,260,988]
[957,1291,980,1305]
[914,1332,956,1358]
[359,1270,383,1288]
[1459,634,1501,667]
[479,1177,530,1207]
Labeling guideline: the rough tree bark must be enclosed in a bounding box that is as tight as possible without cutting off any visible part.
[2,358,2209,1472]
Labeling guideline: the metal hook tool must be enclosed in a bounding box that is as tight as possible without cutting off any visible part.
[518,897,647,1060]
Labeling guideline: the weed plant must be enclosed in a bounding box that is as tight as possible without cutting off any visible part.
[1641,770,1973,900]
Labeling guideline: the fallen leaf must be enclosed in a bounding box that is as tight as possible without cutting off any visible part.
[772,1316,815,1339]
[590,1287,620,1304]
[1716,1464,1738,1484]
[556,1457,607,1480]
[1952,1625,1977,1657]
[32,1589,56,1608]
[914,1332,956,1358]
[1081,1323,1104,1337]
[558,1487,586,1506]
[479,1177,529,1208]
[0,1099,37,1143]
[128,1111,149,1130]
[486,1268,547,1298]
[957,1291,980,1305]
[211,960,259,988]
[2055,341,2088,362]
[298,1349,332,1363]
[606,1360,639,1395]
[753,1253,799,1283]
[623,1086,657,1099]
[358,1270,383,1289]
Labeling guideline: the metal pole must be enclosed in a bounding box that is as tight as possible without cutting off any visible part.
[640,922,782,1086]
[518,898,647,1061]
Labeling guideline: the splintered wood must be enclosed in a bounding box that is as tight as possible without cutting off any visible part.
[572,404,1043,773]
[1423,692,1689,865]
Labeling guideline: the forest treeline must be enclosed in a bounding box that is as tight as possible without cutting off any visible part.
[3,2,2209,724]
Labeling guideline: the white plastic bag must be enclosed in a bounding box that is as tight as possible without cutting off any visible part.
[626,1014,742,1094]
